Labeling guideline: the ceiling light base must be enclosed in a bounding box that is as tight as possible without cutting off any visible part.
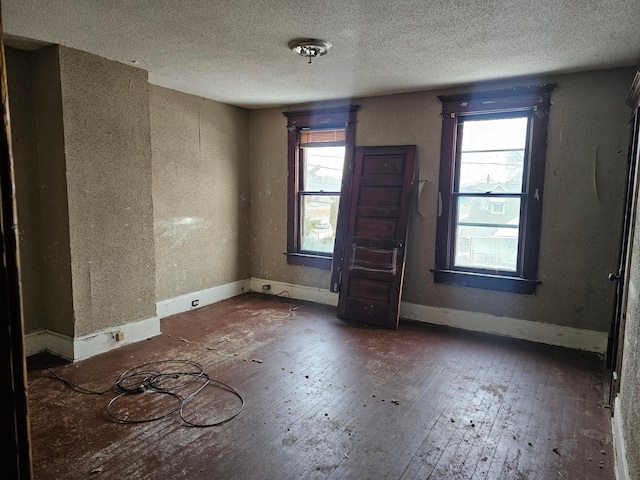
[288,38,332,64]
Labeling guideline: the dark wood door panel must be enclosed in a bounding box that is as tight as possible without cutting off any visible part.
[350,245,397,273]
[358,186,402,206]
[337,145,417,329]
[354,216,399,238]
[347,277,391,302]
[356,206,402,218]
[341,297,395,326]
[362,154,406,175]
[359,175,405,187]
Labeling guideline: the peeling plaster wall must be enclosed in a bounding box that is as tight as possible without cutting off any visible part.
[249,67,633,332]
[58,46,156,336]
[5,47,46,333]
[150,86,251,301]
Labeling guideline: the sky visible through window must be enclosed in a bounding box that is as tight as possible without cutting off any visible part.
[459,117,527,191]
[303,146,344,190]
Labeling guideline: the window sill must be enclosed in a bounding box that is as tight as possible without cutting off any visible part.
[432,269,540,295]
[286,252,333,270]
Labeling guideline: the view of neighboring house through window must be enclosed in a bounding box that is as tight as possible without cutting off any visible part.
[434,85,555,294]
[454,115,527,272]
[283,106,358,270]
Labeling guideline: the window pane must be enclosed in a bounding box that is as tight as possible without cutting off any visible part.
[454,223,519,272]
[302,146,345,192]
[455,195,520,271]
[461,117,528,151]
[300,195,340,253]
[458,117,527,193]
[457,196,521,226]
[458,151,524,193]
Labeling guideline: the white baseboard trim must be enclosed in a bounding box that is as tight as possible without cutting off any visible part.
[73,316,161,361]
[400,302,608,353]
[24,315,161,362]
[250,277,339,306]
[24,329,74,360]
[248,278,606,353]
[26,279,607,359]
[612,396,631,480]
[26,279,251,362]
[156,279,251,319]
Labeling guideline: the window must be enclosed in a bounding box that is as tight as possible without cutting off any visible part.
[283,106,359,269]
[433,85,555,294]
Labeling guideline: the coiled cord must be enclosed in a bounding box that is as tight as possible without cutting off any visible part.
[46,359,244,428]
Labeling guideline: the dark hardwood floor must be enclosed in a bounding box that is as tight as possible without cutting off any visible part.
[26,293,614,479]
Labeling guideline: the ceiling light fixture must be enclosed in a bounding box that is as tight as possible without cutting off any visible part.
[288,38,332,64]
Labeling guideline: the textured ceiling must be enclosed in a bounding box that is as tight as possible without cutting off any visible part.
[2,0,640,109]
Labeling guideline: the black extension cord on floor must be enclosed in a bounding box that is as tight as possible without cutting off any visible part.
[46,359,244,428]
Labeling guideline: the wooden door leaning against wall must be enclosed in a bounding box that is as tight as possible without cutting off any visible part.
[337,145,417,329]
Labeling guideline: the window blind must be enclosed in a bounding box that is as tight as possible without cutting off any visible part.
[300,128,345,147]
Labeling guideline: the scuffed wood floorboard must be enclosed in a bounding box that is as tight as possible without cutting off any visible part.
[27,293,614,479]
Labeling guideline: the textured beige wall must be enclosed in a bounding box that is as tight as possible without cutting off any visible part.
[58,46,156,336]
[620,202,640,479]
[150,86,251,301]
[5,47,46,333]
[250,67,634,332]
[249,107,334,289]
[30,46,75,336]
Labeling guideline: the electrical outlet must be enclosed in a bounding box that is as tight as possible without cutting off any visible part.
[191,299,199,307]
[115,331,125,342]
[262,284,271,292]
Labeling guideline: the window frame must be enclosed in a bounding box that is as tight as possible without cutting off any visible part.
[283,106,359,270]
[433,85,555,294]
